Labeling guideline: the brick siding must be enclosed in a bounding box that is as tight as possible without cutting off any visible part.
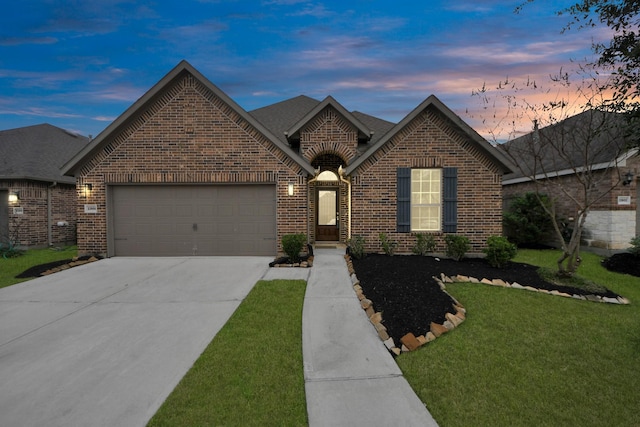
[1,180,77,247]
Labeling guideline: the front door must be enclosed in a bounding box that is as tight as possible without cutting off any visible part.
[316,189,339,241]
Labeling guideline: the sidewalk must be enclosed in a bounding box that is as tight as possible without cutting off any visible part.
[264,247,438,426]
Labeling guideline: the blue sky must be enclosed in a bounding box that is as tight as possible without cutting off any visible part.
[0,0,603,140]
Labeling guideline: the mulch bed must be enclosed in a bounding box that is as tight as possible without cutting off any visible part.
[351,253,636,347]
[15,255,101,278]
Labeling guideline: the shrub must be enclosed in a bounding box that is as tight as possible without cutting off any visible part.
[347,235,366,259]
[503,192,554,247]
[379,233,398,256]
[445,234,470,261]
[281,234,306,263]
[412,233,436,256]
[629,235,640,257]
[483,235,517,268]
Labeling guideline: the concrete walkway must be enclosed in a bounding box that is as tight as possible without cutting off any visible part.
[266,247,439,426]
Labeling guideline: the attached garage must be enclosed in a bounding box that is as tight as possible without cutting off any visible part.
[109,185,276,256]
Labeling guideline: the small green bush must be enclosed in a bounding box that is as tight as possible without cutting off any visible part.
[347,235,366,259]
[483,235,517,268]
[445,234,470,261]
[629,235,640,257]
[379,233,398,256]
[412,233,436,256]
[281,233,306,263]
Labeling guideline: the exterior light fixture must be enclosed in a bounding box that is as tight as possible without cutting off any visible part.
[622,171,634,186]
[288,183,294,196]
[8,191,19,203]
[83,183,93,198]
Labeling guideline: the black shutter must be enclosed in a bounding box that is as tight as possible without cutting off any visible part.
[443,167,458,233]
[397,168,411,232]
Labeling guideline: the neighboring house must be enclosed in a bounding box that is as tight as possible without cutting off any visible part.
[0,124,90,248]
[502,110,639,250]
[62,61,513,257]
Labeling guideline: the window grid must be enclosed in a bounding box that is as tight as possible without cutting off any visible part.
[411,169,441,231]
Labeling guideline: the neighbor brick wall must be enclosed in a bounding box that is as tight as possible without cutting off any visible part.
[503,156,638,248]
[1,180,77,247]
[75,72,307,256]
[350,106,505,254]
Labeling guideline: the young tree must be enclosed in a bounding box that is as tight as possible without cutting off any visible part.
[474,72,635,277]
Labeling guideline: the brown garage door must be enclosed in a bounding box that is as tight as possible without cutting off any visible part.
[111,185,276,256]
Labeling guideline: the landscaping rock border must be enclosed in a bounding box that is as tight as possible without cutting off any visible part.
[345,255,630,356]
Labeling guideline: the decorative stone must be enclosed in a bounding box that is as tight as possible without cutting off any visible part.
[383,337,395,350]
[572,294,586,300]
[603,297,622,304]
[425,332,436,342]
[378,329,390,340]
[481,278,493,285]
[618,297,630,304]
[492,278,508,287]
[585,294,601,302]
[523,286,539,292]
[430,322,448,337]
[454,309,466,321]
[401,333,422,351]
[446,312,463,327]
[88,256,99,262]
[468,277,480,283]
[416,335,428,345]
[391,347,401,356]
[365,306,375,318]
[360,298,372,309]
[443,320,455,330]
[511,282,524,289]
[369,312,382,324]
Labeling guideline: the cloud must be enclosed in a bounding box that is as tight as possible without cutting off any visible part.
[0,36,58,46]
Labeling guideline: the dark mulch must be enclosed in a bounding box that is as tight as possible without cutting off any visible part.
[15,256,99,278]
[351,253,627,346]
[601,252,640,277]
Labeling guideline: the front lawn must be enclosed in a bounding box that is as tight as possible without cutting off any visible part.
[0,246,78,289]
[148,279,308,427]
[397,249,640,426]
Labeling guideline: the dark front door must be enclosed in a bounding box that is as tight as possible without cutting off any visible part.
[316,189,339,241]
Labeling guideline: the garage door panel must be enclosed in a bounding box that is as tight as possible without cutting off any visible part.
[111,185,275,256]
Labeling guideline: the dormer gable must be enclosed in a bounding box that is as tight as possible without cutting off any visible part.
[285,96,373,164]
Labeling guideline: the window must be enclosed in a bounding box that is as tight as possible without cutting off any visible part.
[411,169,441,231]
[397,167,457,233]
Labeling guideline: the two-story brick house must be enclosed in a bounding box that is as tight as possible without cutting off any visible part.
[62,61,513,257]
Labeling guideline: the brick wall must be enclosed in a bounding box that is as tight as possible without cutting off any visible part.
[1,180,77,247]
[503,156,638,248]
[75,73,306,256]
[350,106,505,254]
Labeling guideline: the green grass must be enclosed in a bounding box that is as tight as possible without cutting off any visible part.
[148,279,308,427]
[397,249,640,426]
[0,246,78,288]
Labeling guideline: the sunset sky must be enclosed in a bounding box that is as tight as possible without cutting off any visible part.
[0,0,605,141]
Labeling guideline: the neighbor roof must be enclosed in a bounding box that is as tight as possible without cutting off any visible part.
[0,123,89,184]
[502,109,638,184]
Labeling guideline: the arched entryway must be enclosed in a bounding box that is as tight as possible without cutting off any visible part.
[310,153,349,243]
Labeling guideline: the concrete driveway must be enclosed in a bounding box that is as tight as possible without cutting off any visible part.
[0,257,270,427]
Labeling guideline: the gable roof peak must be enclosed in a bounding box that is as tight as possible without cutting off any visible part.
[285,95,372,140]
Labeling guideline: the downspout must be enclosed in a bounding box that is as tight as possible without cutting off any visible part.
[47,182,57,246]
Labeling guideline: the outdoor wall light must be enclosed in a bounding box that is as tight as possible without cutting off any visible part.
[622,171,634,186]
[288,183,294,196]
[8,191,19,203]
[83,183,93,197]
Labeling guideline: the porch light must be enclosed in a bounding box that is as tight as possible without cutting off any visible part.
[83,183,93,197]
[288,183,294,196]
[622,171,634,186]
[8,191,19,203]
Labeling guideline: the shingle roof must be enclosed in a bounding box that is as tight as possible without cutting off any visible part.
[0,123,89,184]
[249,95,321,144]
[501,110,637,183]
